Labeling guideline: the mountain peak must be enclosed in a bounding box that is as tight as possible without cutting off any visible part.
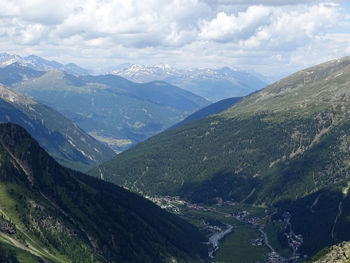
[0,52,90,75]
[112,64,267,101]
[24,54,44,60]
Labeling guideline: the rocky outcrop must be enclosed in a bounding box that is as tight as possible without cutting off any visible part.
[0,216,16,235]
[312,242,350,263]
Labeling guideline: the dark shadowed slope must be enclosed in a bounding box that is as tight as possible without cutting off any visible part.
[0,122,207,263]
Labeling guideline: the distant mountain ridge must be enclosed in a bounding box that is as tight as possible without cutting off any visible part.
[0,63,210,152]
[0,83,115,171]
[0,52,89,75]
[112,64,267,101]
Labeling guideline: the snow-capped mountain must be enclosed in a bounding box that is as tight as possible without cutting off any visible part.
[0,53,22,67]
[0,53,90,75]
[112,64,180,82]
[112,64,267,101]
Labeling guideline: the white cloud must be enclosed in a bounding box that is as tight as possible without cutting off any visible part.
[199,6,272,42]
[6,0,71,25]
[0,1,20,17]
[0,0,348,76]
[199,3,340,49]
[51,0,204,47]
[20,23,48,45]
[200,0,342,6]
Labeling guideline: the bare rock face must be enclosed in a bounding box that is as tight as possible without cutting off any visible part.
[0,216,16,235]
[313,242,350,263]
[0,84,36,106]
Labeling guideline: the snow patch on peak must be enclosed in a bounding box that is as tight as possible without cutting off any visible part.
[110,64,268,101]
[0,52,89,75]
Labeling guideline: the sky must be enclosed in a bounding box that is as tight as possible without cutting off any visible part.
[0,0,350,77]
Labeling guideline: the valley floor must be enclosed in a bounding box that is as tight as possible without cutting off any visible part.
[147,196,306,263]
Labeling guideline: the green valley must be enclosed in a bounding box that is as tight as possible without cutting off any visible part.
[89,56,350,260]
[2,1,350,262]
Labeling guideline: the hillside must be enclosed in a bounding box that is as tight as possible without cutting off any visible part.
[89,56,350,256]
[3,66,209,152]
[170,97,243,129]
[112,64,267,101]
[0,62,45,86]
[90,57,350,201]
[0,84,115,172]
[0,122,207,262]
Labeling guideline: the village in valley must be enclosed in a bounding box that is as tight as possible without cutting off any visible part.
[146,195,305,263]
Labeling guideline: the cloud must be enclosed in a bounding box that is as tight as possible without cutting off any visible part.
[1,0,71,25]
[20,24,48,45]
[0,1,20,17]
[199,6,272,42]
[0,1,341,49]
[0,0,348,77]
[199,3,340,50]
[200,0,342,6]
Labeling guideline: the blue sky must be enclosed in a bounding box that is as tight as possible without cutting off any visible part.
[0,0,349,78]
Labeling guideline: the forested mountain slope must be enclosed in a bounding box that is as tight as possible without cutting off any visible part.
[170,97,243,129]
[89,55,350,259]
[0,123,207,263]
[90,56,350,204]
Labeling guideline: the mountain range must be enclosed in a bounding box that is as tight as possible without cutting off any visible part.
[0,63,209,152]
[0,53,89,76]
[112,64,267,101]
[90,56,350,258]
[0,122,207,262]
[0,83,115,172]
[5,52,350,260]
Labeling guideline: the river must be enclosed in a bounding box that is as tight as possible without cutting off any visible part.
[208,224,234,258]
